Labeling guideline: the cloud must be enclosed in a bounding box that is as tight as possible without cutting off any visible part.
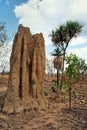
[13,0,87,46]
[69,36,87,46]
[68,47,87,63]
[68,0,87,19]
[13,0,87,65]
[14,0,50,45]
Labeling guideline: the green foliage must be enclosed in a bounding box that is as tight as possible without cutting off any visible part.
[65,53,80,81]
[63,80,70,92]
[51,47,63,90]
[50,20,83,75]
[79,58,87,73]
[52,47,63,69]
[50,20,83,51]
[44,89,48,96]
[65,53,80,109]
[52,47,63,57]
[50,21,83,108]
[65,53,80,66]
[72,89,76,98]
[52,81,62,90]
[65,21,83,40]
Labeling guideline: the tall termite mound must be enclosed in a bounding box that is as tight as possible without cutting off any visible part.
[3,24,47,113]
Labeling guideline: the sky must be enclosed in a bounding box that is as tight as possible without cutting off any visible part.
[0,0,87,63]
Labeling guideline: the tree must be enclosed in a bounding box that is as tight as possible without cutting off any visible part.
[46,58,55,76]
[0,22,7,47]
[78,58,87,79]
[65,53,80,110]
[50,21,83,75]
[0,22,8,73]
[52,47,63,88]
[0,43,12,73]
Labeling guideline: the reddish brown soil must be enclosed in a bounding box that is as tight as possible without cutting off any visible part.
[0,75,87,130]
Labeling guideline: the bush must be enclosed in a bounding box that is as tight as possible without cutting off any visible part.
[44,89,48,96]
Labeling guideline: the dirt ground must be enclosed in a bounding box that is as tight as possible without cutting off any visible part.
[0,74,87,130]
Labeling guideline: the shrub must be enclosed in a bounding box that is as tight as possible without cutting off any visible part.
[44,89,48,96]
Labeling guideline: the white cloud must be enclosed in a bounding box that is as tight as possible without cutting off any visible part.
[13,0,87,63]
[69,0,87,17]
[14,0,50,45]
[69,36,87,46]
[68,47,87,63]
[62,0,87,23]
[14,0,87,45]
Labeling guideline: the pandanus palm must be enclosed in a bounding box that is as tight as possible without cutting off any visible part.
[50,21,83,75]
[52,48,63,88]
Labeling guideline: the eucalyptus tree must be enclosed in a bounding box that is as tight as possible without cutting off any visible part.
[65,53,80,110]
[0,22,8,73]
[0,22,8,47]
[46,58,55,76]
[78,58,87,79]
[50,21,83,74]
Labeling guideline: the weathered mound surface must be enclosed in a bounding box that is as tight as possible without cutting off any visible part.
[3,25,47,113]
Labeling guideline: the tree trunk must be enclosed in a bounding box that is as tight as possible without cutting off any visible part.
[61,50,66,89]
[69,75,72,110]
[57,69,59,88]
[62,50,66,75]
